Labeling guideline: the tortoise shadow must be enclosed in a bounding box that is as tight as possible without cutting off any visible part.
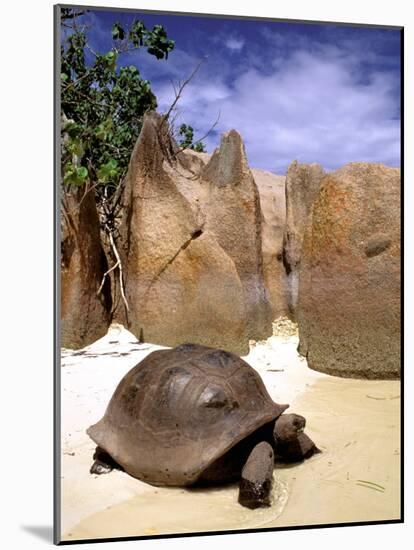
[274,459,306,470]
[183,453,324,493]
[184,480,238,494]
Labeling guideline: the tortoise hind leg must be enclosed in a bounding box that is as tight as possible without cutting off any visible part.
[90,446,123,475]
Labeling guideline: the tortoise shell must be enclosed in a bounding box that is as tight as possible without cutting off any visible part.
[87,343,288,486]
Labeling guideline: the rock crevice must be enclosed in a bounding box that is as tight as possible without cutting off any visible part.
[282,161,325,318]
[111,112,272,354]
[61,186,111,349]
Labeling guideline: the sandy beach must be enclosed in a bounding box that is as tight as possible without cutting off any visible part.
[60,322,400,542]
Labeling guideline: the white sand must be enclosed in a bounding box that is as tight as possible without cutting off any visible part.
[60,324,400,541]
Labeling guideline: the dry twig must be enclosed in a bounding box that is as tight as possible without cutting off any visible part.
[161,59,205,125]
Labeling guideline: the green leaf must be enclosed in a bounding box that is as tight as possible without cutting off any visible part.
[112,22,125,41]
[96,130,107,141]
[106,159,118,170]
[97,159,119,182]
[129,20,146,46]
[63,165,75,181]
[60,12,173,198]
[76,166,88,180]
[104,50,117,71]
[63,163,88,186]
[67,137,85,157]
[95,123,107,141]
[193,142,206,153]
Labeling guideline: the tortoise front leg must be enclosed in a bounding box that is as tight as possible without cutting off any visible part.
[90,446,122,475]
[282,432,321,462]
[238,441,274,509]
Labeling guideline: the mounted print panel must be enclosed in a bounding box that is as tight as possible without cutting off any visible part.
[55,3,402,545]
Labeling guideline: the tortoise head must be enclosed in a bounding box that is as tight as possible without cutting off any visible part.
[273,413,306,443]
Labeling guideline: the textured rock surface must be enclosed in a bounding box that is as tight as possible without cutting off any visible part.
[297,162,401,379]
[114,112,272,354]
[253,169,289,319]
[283,161,325,317]
[201,131,273,340]
[61,187,111,348]
[238,441,274,509]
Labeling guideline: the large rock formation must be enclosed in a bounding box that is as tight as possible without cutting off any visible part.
[61,187,111,348]
[252,169,289,319]
[297,163,400,379]
[283,161,325,317]
[114,112,272,354]
[201,131,273,340]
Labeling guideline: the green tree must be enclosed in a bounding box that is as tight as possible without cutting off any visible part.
[60,8,175,197]
[60,9,210,314]
[178,124,206,152]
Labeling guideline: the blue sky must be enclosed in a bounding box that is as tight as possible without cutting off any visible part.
[63,8,401,174]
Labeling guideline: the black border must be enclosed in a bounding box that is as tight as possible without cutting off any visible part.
[59,519,402,546]
[54,4,404,546]
[54,4,61,545]
[56,2,402,29]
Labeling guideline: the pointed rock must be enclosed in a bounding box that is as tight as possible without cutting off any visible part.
[114,113,248,354]
[61,187,111,348]
[283,161,325,318]
[201,131,273,341]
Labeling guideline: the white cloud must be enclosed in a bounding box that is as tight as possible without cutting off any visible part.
[224,37,245,52]
[150,43,400,174]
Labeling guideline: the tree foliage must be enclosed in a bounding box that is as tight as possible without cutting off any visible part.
[60,8,175,197]
[178,124,206,153]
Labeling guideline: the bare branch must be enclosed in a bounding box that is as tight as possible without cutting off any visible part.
[61,70,93,92]
[161,58,206,124]
[60,199,72,231]
[97,259,120,295]
[62,180,102,216]
[108,229,129,312]
[61,9,89,21]
[97,187,130,312]
[85,42,99,58]
[110,170,128,212]
[174,110,220,158]
[169,78,178,98]
[194,109,221,144]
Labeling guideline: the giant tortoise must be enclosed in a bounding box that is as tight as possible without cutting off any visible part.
[87,343,320,508]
